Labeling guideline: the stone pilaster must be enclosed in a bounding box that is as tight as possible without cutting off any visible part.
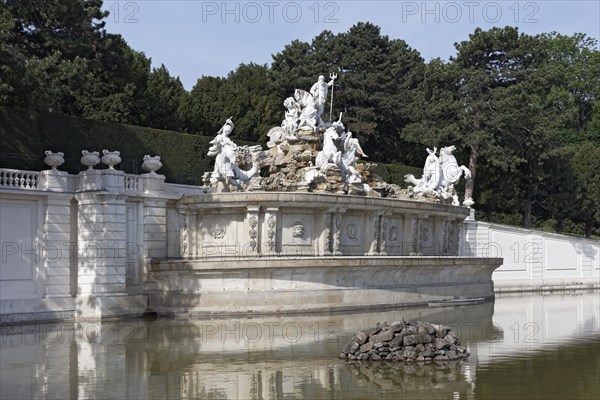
[262,207,279,256]
[319,210,333,256]
[43,194,73,297]
[379,213,390,256]
[403,215,419,255]
[364,212,380,256]
[143,198,167,259]
[332,211,344,256]
[75,193,127,296]
[245,206,260,257]
[178,208,190,258]
[189,212,198,258]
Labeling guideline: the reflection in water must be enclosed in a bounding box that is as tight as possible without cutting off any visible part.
[0,291,598,399]
[475,337,600,400]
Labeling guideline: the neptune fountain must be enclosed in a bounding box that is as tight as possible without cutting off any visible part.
[149,75,501,316]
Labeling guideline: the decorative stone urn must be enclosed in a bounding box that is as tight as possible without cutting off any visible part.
[463,197,475,208]
[101,150,121,169]
[80,150,101,170]
[44,151,65,170]
[142,155,163,174]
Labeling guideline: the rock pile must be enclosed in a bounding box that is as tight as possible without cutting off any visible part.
[340,321,470,363]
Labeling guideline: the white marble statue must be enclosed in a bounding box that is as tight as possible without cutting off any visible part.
[439,145,471,193]
[207,118,258,191]
[340,131,368,184]
[404,145,472,205]
[310,74,335,125]
[294,89,319,130]
[404,147,442,194]
[282,97,301,135]
[266,97,300,148]
[315,116,343,170]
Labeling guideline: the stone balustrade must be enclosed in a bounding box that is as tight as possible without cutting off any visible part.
[0,151,189,322]
[0,168,40,190]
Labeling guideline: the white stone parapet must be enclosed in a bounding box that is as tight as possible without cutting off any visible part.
[172,192,469,259]
[0,168,40,190]
[1,160,598,322]
[0,162,180,322]
[460,219,600,292]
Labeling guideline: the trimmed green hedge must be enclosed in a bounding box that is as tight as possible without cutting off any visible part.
[0,107,258,185]
[367,161,421,186]
[0,107,421,186]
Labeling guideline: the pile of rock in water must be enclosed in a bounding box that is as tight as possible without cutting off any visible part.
[340,321,470,363]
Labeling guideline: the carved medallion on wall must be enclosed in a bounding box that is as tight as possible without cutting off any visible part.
[211,223,226,239]
[292,222,304,238]
[346,223,357,239]
[389,226,398,242]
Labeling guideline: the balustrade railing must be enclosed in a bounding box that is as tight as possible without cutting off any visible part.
[0,168,40,190]
[124,174,141,192]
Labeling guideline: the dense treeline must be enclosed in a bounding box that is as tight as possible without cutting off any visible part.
[1,1,598,237]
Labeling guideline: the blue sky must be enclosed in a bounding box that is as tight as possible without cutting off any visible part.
[101,1,600,90]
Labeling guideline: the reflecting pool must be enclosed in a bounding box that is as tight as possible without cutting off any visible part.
[1,291,598,399]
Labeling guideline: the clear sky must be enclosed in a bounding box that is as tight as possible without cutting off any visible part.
[101,0,600,90]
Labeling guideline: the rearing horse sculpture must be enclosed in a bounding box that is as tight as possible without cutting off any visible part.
[315,115,344,171]
[439,145,471,193]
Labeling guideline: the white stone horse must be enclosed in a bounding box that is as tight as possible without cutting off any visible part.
[439,145,471,192]
[315,121,342,171]
[340,131,368,184]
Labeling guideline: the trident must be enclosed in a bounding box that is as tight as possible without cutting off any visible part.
[329,72,337,122]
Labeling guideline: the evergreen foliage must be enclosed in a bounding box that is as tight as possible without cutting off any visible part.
[0,0,598,236]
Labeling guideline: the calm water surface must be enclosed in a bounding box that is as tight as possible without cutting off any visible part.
[1,291,599,399]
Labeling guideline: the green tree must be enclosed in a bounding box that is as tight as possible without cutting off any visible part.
[145,64,186,131]
[404,27,557,226]
[181,75,226,135]
[2,0,107,112]
[182,63,279,141]
[1,0,153,124]
[570,142,600,237]
[80,34,151,124]
[271,23,425,162]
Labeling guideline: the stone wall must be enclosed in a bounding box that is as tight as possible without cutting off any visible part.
[2,162,598,322]
[0,166,199,321]
[461,218,600,291]
[172,192,469,260]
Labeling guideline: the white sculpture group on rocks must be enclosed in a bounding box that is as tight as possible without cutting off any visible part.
[204,74,472,205]
[206,74,371,193]
[404,146,472,206]
[307,114,369,191]
[206,118,259,191]
[267,74,337,146]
